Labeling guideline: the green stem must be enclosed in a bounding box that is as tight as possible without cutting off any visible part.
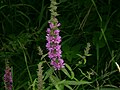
[18,40,33,83]
[96,44,99,73]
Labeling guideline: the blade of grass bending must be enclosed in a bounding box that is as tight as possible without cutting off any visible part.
[79,4,93,30]
[99,10,117,57]
[18,40,33,83]
[91,0,113,56]
[91,0,102,22]
[96,44,99,73]
[0,5,7,10]
[100,28,112,56]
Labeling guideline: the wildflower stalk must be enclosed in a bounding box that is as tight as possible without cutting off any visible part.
[4,60,13,90]
[46,0,65,70]
[37,62,43,90]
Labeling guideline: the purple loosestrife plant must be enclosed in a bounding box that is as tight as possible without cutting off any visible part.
[4,66,13,90]
[46,0,65,70]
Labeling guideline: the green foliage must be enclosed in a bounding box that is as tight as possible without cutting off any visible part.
[1,0,120,90]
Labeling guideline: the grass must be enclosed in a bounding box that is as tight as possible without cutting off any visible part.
[0,0,120,90]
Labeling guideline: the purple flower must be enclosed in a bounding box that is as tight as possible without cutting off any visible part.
[51,58,64,70]
[49,22,54,29]
[4,66,13,90]
[54,30,60,35]
[46,18,65,70]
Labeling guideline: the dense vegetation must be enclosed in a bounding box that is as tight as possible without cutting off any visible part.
[0,0,120,90]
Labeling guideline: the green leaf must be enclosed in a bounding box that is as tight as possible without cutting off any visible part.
[76,54,85,59]
[62,63,75,79]
[55,85,62,90]
[44,68,54,81]
[76,54,86,64]
[41,53,47,60]
[63,80,91,85]
[56,80,66,85]
[65,63,74,79]
[44,86,52,90]
[49,75,64,90]
[61,68,71,78]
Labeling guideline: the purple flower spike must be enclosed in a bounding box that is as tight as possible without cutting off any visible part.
[4,66,13,90]
[46,18,65,70]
